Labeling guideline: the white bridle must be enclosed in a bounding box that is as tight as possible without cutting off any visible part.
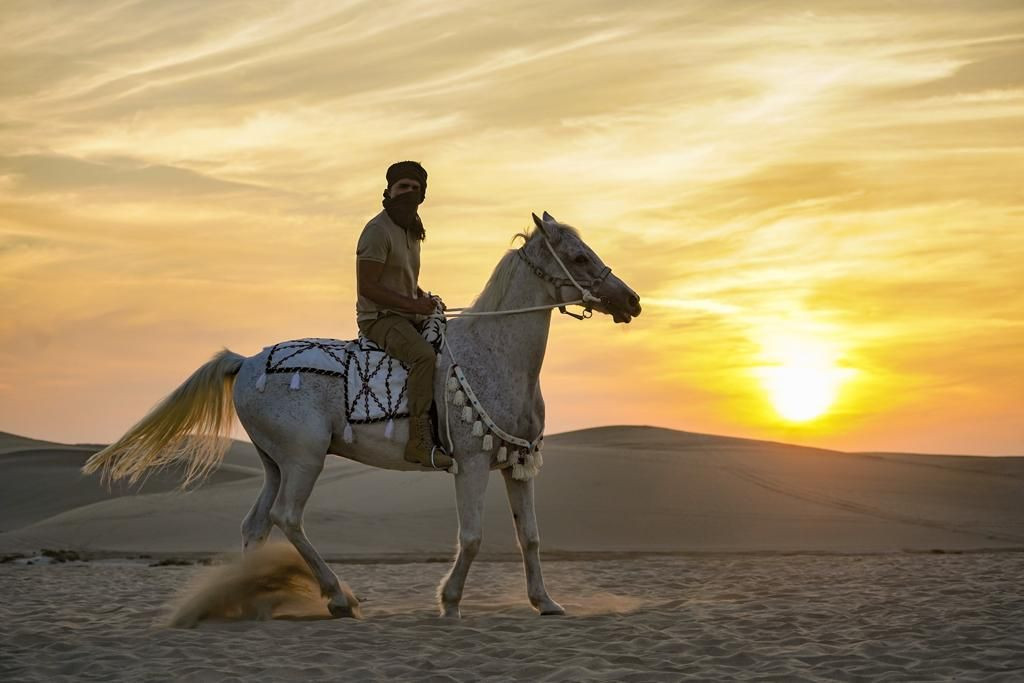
[441,228,606,319]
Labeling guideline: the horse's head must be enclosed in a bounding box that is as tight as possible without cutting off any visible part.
[527,211,642,324]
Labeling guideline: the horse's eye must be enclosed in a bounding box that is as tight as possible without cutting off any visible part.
[574,255,588,265]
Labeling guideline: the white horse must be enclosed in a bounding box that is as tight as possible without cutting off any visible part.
[84,212,641,619]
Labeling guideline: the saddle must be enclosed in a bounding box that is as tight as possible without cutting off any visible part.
[253,316,446,438]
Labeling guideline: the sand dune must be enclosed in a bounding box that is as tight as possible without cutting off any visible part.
[0,440,258,534]
[3,426,1023,681]
[0,430,98,455]
[0,425,1021,557]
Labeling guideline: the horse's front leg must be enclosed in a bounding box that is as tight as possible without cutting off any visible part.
[501,468,565,615]
[438,455,489,618]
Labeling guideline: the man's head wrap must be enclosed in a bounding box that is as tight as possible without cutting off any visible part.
[386,160,427,201]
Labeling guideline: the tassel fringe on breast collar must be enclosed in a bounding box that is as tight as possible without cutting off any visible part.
[439,327,544,481]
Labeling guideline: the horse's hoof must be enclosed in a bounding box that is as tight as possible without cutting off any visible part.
[538,600,566,616]
[328,599,362,619]
[440,605,461,619]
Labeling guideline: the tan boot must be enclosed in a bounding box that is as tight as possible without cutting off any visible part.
[404,415,453,469]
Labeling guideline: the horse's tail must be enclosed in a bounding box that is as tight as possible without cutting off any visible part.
[83,349,247,489]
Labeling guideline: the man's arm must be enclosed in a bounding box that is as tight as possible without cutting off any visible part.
[358,260,434,315]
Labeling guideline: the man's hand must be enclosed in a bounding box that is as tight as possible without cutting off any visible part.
[428,293,447,312]
[412,297,438,316]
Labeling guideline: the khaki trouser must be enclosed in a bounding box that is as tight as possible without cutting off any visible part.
[357,314,435,417]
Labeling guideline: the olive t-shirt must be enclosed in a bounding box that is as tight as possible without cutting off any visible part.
[355,210,421,324]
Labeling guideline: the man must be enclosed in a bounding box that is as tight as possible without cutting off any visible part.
[356,161,453,469]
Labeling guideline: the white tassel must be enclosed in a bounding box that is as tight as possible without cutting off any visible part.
[289,371,301,390]
[482,434,493,451]
[255,372,267,392]
[454,390,465,407]
[534,449,544,469]
[526,452,540,478]
[462,406,473,423]
[472,420,483,437]
[384,418,394,440]
[447,376,459,392]
[497,446,508,463]
[512,461,525,481]
[343,423,354,443]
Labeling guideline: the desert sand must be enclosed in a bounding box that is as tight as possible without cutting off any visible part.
[2,426,1023,680]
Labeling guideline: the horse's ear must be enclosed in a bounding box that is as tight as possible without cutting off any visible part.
[532,212,558,242]
[542,211,557,223]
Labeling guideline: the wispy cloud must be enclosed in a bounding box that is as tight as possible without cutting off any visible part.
[1,0,1021,453]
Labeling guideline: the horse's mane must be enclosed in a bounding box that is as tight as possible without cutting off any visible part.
[467,222,580,316]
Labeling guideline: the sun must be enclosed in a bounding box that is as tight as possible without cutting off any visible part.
[755,334,852,423]
[761,364,842,421]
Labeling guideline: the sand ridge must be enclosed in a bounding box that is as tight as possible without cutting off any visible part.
[2,426,1022,558]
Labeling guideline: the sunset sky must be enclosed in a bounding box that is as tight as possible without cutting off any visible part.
[2,1,1021,455]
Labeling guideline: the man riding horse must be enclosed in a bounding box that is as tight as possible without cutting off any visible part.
[355,161,453,470]
[84,172,642,618]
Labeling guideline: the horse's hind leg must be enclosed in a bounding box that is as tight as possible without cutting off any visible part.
[241,446,280,552]
[502,469,564,615]
[270,453,362,619]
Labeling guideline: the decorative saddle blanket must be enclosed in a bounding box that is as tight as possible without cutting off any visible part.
[254,316,446,427]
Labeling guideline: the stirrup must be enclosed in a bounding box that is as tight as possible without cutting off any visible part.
[429,445,449,469]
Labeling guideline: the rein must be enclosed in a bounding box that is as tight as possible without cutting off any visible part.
[441,231,609,320]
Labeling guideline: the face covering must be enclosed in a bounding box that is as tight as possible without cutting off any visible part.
[383,190,423,233]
